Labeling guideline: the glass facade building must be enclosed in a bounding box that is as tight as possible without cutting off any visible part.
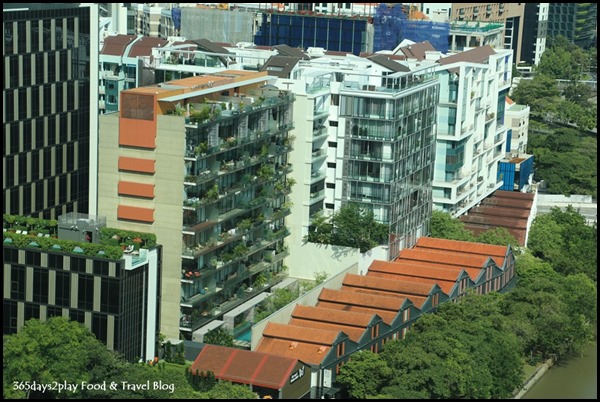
[3,4,98,219]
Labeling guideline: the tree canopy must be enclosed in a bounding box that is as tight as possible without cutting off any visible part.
[304,203,389,253]
[527,206,597,281]
[3,317,127,399]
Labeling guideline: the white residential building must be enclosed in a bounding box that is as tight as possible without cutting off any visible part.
[408,45,513,216]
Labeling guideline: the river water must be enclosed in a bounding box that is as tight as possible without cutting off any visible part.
[522,341,597,399]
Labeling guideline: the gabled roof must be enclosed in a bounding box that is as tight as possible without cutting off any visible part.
[128,36,168,57]
[256,322,341,365]
[260,55,301,78]
[396,40,436,60]
[367,271,457,295]
[101,34,137,56]
[342,273,436,298]
[438,45,496,66]
[368,54,410,72]
[192,38,235,66]
[459,191,535,247]
[396,248,491,269]
[317,288,405,324]
[274,44,310,60]
[368,260,463,282]
[386,260,483,281]
[262,322,340,345]
[414,237,508,259]
[289,305,378,342]
[189,344,301,390]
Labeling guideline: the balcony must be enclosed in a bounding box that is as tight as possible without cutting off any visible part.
[309,189,326,203]
[311,148,327,161]
[309,169,327,184]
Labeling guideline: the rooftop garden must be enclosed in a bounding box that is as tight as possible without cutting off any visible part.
[3,214,157,260]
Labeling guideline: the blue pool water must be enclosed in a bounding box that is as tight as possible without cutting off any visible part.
[236,329,251,342]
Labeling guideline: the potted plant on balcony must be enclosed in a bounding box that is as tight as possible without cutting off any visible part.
[205,184,219,201]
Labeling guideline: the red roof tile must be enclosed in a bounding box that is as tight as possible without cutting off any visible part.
[189,344,300,389]
[262,322,339,345]
[342,273,435,298]
[414,237,508,258]
[318,287,405,312]
[367,271,456,294]
[257,322,340,365]
[389,260,482,281]
[289,305,375,342]
[396,248,490,268]
[256,338,331,365]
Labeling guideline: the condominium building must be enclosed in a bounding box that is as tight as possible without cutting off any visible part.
[400,44,513,216]
[3,213,161,362]
[98,71,295,339]
[268,52,439,262]
[548,3,597,48]
[3,3,99,218]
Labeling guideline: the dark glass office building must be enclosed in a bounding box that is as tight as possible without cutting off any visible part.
[3,3,99,219]
[3,213,162,363]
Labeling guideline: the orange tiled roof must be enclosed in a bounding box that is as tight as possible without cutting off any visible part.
[385,260,482,280]
[318,287,405,312]
[289,305,376,342]
[189,344,300,389]
[396,248,490,269]
[256,337,331,365]
[367,271,456,294]
[414,237,508,258]
[369,260,462,282]
[256,322,340,365]
[342,273,436,298]
[262,322,340,345]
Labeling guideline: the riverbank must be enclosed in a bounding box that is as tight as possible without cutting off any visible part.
[513,358,555,399]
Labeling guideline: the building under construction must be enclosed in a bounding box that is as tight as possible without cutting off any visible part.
[252,3,449,55]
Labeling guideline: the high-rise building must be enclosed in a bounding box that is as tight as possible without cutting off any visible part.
[3,3,99,218]
[399,43,513,216]
[450,3,549,65]
[547,3,597,48]
[3,212,161,363]
[266,52,440,261]
[98,71,295,339]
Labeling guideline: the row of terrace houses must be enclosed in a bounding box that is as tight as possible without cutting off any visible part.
[191,237,516,398]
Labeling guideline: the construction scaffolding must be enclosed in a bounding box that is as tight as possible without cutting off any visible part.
[373,4,449,53]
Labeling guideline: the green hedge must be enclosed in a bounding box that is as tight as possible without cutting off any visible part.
[3,232,123,260]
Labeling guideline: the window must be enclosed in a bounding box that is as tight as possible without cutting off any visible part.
[328,141,337,148]
[101,278,120,314]
[326,182,335,189]
[70,256,87,273]
[327,162,336,169]
[337,342,345,357]
[55,272,71,308]
[11,266,26,301]
[78,274,94,310]
[32,268,49,303]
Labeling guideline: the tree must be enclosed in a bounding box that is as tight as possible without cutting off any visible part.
[377,294,524,399]
[511,74,560,116]
[336,351,392,399]
[202,381,258,399]
[476,227,519,247]
[304,203,389,253]
[429,210,476,242]
[3,317,128,399]
[203,327,234,347]
[528,206,597,281]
